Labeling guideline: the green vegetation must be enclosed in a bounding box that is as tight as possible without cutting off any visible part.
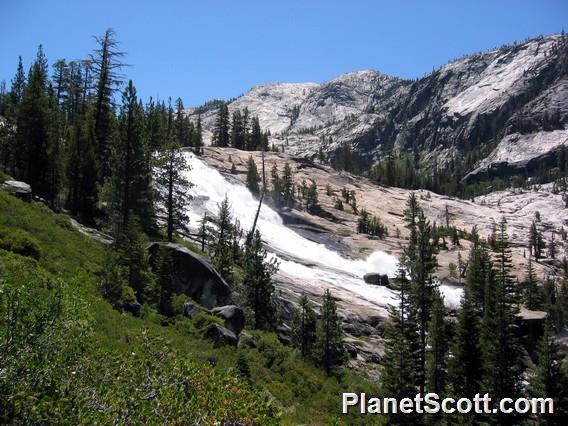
[0,189,386,424]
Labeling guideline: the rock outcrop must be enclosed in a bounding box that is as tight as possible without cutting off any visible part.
[211,305,245,336]
[188,34,568,183]
[2,180,32,201]
[203,324,238,347]
[148,242,232,309]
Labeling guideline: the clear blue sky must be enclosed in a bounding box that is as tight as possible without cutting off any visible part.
[1,0,566,106]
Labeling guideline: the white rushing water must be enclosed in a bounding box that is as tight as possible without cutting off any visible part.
[182,152,463,309]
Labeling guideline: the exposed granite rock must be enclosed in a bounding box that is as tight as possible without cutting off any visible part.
[2,180,32,201]
[203,324,238,347]
[212,305,245,336]
[148,242,231,309]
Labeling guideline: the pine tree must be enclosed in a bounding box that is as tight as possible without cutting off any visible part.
[529,220,546,260]
[212,195,234,280]
[230,109,245,149]
[16,46,56,201]
[213,103,230,147]
[524,255,541,310]
[107,80,155,236]
[380,265,420,424]
[66,109,98,223]
[291,294,317,360]
[406,208,438,394]
[315,289,345,375]
[243,230,278,330]
[248,116,262,151]
[155,138,192,241]
[481,217,523,401]
[246,156,260,195]
[426,290,447,394]
[270,163,282,205]
[305,179,319,212]
[282,162,295,206]
[530,320,568,423]
[114,218,156,303]
[90,28,126,182]
[450,299,483,402]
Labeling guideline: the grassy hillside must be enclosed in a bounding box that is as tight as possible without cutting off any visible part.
[0,190,385,425]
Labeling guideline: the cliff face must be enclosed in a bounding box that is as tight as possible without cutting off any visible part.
[188,34,568,181]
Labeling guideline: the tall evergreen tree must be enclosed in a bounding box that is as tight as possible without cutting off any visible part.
[524,255,541,310]
[90,28,126,182]
[66,108,98,222]
[315,289,345,376]
[16,46,52,199]
[291,294,317,360]
[246,156,260,195]
[243,230,278,330]
[155,138,192,241]
[107,80,155,236]
[530,320,568,423]
[481,217,523,401]
[426,290,447,394]
[380,265,420,424]
[212,195,234,280]
[406,208,438,394]
[212,103,230,147]
[282,162,295,206]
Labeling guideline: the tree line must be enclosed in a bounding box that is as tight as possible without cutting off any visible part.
[380,193,568,424]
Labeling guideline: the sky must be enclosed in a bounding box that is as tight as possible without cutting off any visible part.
[1,0,567,106]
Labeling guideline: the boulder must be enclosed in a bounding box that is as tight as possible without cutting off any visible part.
[148,242,231,309]
[203,324,237,347]
[212,305,245,335]
[237,331,258,349]
[276,324,291,345]
[183,302,204,318]
[2,180,32,201]
[363,273,391,289]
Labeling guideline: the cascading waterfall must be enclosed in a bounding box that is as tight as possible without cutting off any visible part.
[182,152,463,308]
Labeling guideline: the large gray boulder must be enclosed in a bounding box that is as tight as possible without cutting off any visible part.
[363,273,391,289]
[212,305,245,336]
[2,180,32,201]
[148,242,231,309]
[203,324,238,347]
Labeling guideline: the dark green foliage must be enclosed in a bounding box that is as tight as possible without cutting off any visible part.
[243,230,278,330]
[66,109,98,223]
[315,289,345,376]
[98,250,127,308]
[212,195,235,280]
[529,320,568,423]
[523,255,542,310]
[304,179,319,212]
[448,294,483,398]
[481,217,523,400]
[155,246,176,316]
[282,162,295,206]
[529,219,546,260]
[213,103,230,147]
[291,294,317,360]
[0,227,42,260]
[107,80,155,236]
[357,208,388,238]
[90,29,125,181]
[426,290,447,394]
[246,155,260,195]
[404,201,438,394]
[155,139,192,241]
[380,265,420,424]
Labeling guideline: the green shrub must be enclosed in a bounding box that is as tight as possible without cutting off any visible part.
[0,227,42,259]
